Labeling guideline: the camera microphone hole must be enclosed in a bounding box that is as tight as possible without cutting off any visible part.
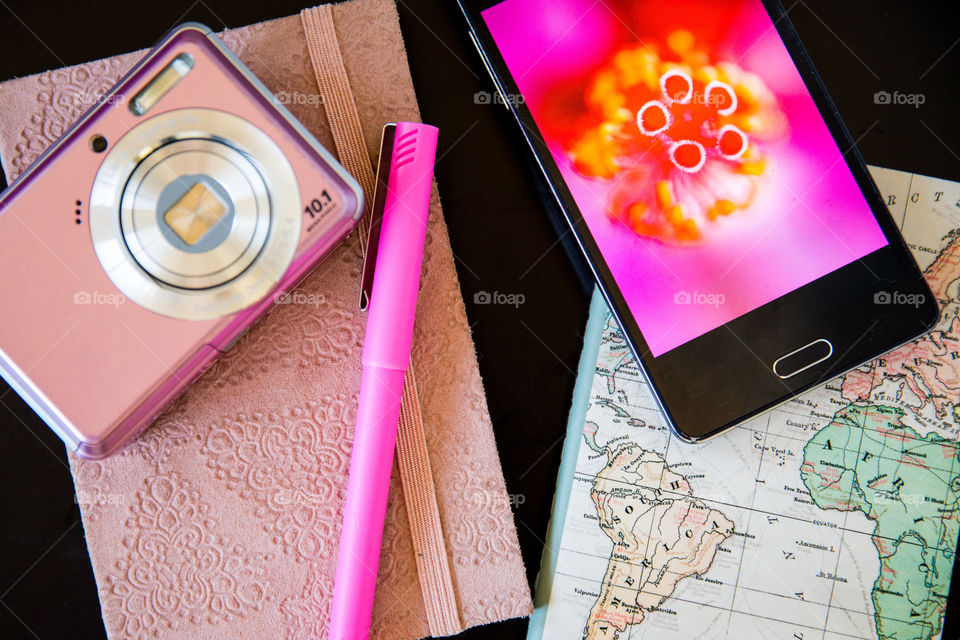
[89,134,108,153]
[76,200,82,206]
[75,219,82,225]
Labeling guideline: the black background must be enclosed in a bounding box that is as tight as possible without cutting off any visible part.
[1,1,959,638]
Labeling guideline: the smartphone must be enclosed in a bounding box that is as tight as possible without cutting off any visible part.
[0,24,363,458]
[458,0,937,441]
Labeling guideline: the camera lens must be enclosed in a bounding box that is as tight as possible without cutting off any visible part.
[88,108,303,320]
[89,134,108,153]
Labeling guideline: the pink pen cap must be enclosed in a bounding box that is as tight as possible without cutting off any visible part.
[358,122,439,366]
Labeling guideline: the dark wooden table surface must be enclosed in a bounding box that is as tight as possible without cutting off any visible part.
[1,1,959,638]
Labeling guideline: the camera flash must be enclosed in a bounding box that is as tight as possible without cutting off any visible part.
[130,53,194,116]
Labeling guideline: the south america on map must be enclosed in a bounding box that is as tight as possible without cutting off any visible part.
[531,167,960,640]
[583,443,735,638]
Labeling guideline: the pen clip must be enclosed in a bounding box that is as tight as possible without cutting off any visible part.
[359,123,396,311]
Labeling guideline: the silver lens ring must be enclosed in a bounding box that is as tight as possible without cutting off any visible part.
[89,108,302,320]
[121,139,269,289]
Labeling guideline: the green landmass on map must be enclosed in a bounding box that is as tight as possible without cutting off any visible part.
[801,403,960,640]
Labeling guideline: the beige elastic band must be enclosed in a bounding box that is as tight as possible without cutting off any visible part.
[300,5,462,636]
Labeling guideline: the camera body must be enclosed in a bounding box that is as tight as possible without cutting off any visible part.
[0,24,363,458]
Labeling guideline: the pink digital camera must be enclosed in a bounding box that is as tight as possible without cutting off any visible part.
[0,24,363,458]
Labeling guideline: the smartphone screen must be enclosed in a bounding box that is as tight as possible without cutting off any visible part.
[481,0,890,356]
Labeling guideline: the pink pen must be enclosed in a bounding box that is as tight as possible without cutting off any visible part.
[328,122,439,640]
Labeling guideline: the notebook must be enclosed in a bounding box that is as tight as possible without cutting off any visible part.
[0,1,533,638]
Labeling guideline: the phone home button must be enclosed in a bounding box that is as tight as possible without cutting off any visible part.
[772,339,834,379]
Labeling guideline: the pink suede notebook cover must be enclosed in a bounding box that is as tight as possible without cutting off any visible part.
[0,1,532,638]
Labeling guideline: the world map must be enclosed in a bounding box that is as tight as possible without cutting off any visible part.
[530,167,960,640]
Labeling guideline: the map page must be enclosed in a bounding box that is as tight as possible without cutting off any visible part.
[527,166,960,640]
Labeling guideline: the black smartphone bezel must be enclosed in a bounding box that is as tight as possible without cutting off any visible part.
[457,0,939,441]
